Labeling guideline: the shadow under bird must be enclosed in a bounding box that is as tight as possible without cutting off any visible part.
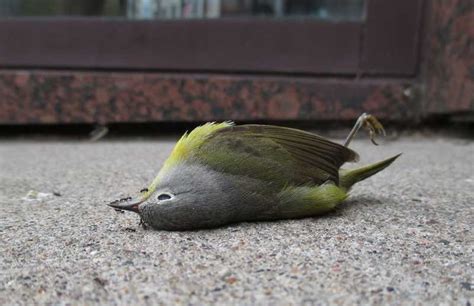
[108,113,400,231]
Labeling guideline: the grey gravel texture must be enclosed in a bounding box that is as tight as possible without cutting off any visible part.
[0,135,473,305]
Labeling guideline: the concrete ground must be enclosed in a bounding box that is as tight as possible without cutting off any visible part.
[0,135,472,305]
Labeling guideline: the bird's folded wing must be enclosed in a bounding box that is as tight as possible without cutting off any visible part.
[198,124,359,185]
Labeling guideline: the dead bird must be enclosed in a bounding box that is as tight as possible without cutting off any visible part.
[108,113,400,231]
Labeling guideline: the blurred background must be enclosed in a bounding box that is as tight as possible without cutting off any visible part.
[0,0,365,20]
[0,0,472,134]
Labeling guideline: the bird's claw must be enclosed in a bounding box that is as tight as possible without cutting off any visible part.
[343,112,387,148]
[139,217,149,230]
[361,114,386,146]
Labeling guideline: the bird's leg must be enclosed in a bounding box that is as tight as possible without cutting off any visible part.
[343,113,386,147]
[139,217,149,230]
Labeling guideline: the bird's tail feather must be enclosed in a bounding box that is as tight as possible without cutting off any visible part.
[339,154,401,191]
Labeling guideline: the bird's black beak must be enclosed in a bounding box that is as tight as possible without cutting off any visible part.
[107,196,144,213]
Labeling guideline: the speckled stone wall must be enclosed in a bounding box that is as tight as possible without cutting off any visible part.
[423,0,474,114]
[0,71,417,124]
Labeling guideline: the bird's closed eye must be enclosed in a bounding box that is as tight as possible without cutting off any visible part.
[157,193,172,201]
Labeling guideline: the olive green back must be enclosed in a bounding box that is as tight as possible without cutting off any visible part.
[193,124,358,187]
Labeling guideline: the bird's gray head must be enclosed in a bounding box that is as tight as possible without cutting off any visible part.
[109,163,238,231]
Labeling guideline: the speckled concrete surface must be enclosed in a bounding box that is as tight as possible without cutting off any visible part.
[0,136,473,305]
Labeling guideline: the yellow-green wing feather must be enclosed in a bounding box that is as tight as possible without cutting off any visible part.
[198,124,358,185]
[197,132,301,186]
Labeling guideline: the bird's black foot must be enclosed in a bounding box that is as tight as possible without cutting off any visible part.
[139,217,150,230]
